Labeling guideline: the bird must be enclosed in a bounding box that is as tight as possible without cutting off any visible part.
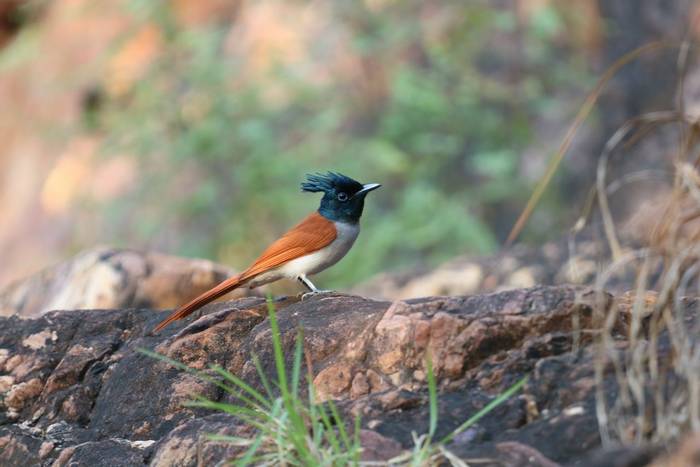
[153,172,381,332]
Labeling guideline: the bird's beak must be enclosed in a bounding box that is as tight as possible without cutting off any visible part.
[353,183,381,198]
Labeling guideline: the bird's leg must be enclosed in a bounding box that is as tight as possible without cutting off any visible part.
[298,275,332,299]
[298,274,318,292]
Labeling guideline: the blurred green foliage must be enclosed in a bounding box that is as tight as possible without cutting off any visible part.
[95,1,591,286]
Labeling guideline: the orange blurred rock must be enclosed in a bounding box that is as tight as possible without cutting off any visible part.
[0,0,130,287]
[0,246,254,318]
[105,24,162,98]
[172,0,242,27]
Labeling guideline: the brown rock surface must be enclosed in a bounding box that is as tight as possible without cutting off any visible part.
[0,282,690,466]
[353,236,647,301]
[0,246,255,318]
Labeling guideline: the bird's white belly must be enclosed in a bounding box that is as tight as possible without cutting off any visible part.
[249,221,359,287]
[279,221,360,276]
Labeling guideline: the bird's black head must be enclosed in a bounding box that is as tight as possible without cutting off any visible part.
[301,172,381,224]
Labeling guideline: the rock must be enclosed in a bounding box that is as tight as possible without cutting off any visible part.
[4,377,43,413]
[0,425,44,465]
[352,239,598,300]
[492,441,561,467]
[0,246,255,318]
[572,446,660,467]
[353,237,644,300]
[0,284,690,466]
[51,439,150,467]
[358,429,403,462]
[149,414,244,467]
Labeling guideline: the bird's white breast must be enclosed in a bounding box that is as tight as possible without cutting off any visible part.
[277,221,360,278]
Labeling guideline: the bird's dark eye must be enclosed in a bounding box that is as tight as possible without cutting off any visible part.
[337,192,348,202]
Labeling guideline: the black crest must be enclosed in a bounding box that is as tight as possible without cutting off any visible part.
[301,172,363,194]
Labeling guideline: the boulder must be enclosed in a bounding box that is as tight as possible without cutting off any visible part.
[0,246,254,318]
[0,284,687,465]
[353,233,663,301]
[353,238,611,300]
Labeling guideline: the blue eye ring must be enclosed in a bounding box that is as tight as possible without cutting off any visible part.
[337,192,348,202]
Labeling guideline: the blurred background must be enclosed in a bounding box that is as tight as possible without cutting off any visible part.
[0,0,696,290]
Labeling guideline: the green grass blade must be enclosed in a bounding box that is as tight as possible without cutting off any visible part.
[352,413,362,464]
[138,348,240,396]
[321,406,343,456]
[209,364,272,410]
[266,296,312,463]
[311,413,325,450]
[306,387,327,451]
[251,353,274,401]
[426,353,438,438]
[267,297,289,394]
[440,375,528,444]
[328,400,351,451]
[185,400,269,431]
[205,433,252,445]
[185,396,265,421]
[234,432,267,467]
[311,386,342,457]
[291,329,304,399]
[439,445,469,467]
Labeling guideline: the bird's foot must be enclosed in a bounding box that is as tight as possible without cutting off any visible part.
[301,289,334,300]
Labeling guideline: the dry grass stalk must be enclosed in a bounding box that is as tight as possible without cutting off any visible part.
[591,109,700,447]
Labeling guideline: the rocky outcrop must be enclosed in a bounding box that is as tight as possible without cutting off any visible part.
[353,242,572,300]
[0,247,254,319]
[0,283,683,466]
[353,236,638,300]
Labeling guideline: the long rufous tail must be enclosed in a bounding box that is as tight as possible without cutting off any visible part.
[154,211,338,333]
[153,273,247,332]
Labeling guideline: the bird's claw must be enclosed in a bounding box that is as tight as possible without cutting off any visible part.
[301,290,333,300]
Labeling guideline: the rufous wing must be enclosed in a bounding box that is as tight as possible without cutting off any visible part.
[153,212,337,332]
[240,211,337,279]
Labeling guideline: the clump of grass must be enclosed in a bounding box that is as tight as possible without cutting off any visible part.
[583,40,700,445]
[504,35,700,446]
[591,115,700,446]
[143,298,362,465]
[392,354,527,466]
[143,297,527,465]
